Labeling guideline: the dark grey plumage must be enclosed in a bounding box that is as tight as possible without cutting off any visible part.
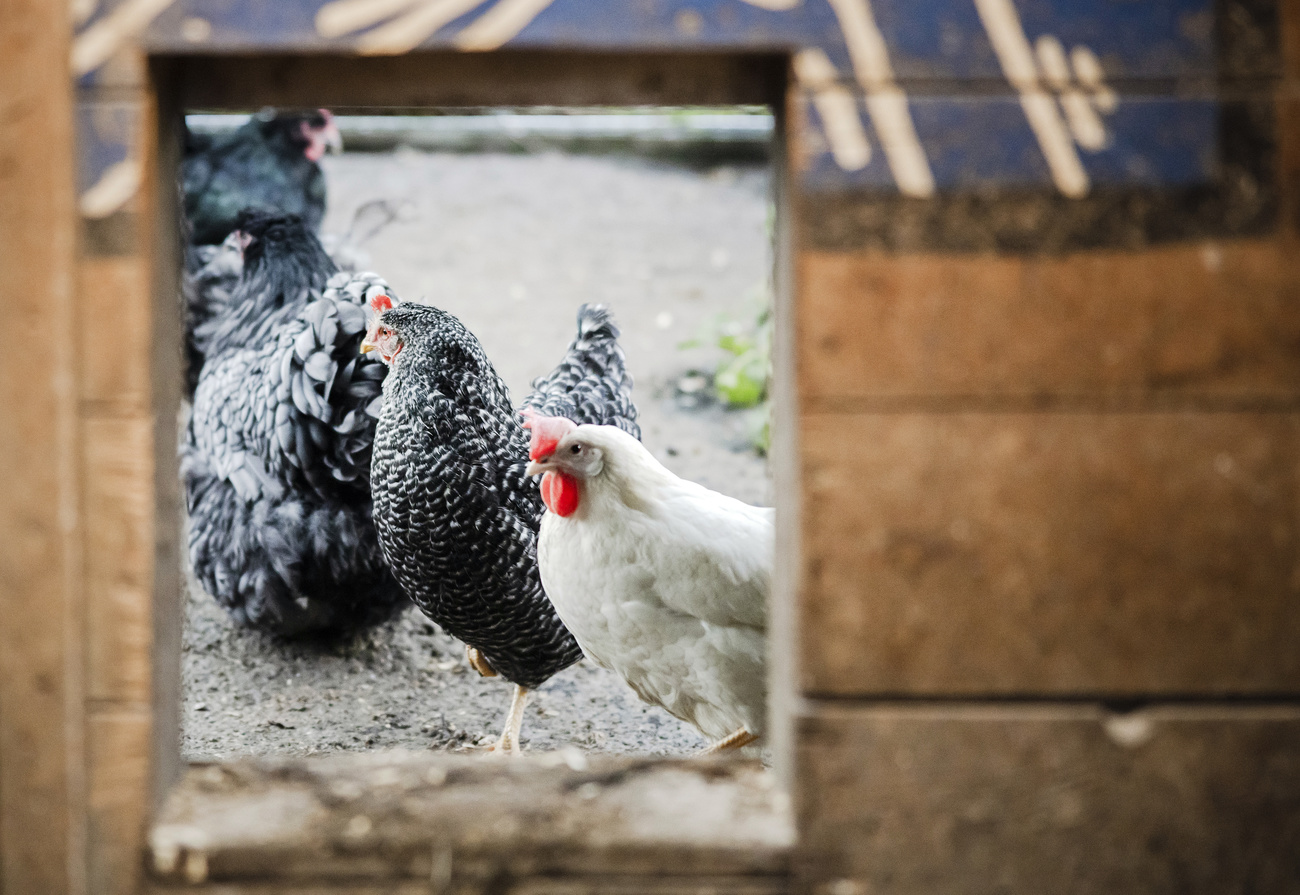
[182,211,406,635]
[369,302,639,688]
[183,233,244,395]
[182,199,402,396]
[182,110,331,246]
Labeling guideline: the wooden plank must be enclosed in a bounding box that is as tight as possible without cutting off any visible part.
[176,52,785,109]
[766,82,800,787]
[88,711,151,895]
[794,703,1300,895]
[146,66,185,808]
[1280,1,1300,244]
[799,410,1300,697]
[83,417,153,703]
[797,92,1233,194]
[0,0,83,893]
[147,885,432,894]
[147,754,792,887]
[148,879,784,895]
[79,258,151,409]
[797,241,1300,403]
[136,0,1239,84]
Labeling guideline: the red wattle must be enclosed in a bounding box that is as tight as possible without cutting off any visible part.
[541,472,579,517]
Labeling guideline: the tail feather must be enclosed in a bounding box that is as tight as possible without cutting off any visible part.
[521,303,640,439]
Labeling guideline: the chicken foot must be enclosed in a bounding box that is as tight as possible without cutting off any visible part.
[703,727,759,754]
[487,684,530,755]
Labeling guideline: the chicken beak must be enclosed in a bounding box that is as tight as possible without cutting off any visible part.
[360,341,375,354]
[525,460,547,477]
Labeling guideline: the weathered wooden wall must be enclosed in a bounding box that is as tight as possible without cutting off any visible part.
[789,4,1300,892]
[54,12,175,895]
[3,1,1299,894]
[0,2,83,894]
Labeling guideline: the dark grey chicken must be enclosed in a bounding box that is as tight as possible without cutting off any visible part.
[183,210,406,636]
[364,297,639,752]
[183,198,404,396]
[182,109,340,246]
[183,231,244,395]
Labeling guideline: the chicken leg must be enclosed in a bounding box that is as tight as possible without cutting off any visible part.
[465,644,498,678]
[488,684,530,755]
[703,727,759,754]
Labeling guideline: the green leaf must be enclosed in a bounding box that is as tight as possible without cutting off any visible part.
[715,349,767,408]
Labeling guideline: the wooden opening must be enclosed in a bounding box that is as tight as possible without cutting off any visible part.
[145,50,800,890]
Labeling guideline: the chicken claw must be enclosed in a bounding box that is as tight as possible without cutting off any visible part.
[703,728,759,754]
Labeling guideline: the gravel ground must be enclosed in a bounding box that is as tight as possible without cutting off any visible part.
[182,148,773,760]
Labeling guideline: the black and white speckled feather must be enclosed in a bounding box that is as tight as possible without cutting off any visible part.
[369,302,640,688]
[182,212,406,635]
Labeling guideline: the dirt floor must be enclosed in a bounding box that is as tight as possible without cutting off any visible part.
[182,147,773,759]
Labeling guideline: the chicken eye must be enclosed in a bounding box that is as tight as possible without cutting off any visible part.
[570,444,582,454]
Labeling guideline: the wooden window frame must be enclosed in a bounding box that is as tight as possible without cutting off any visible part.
[141,49,804,891]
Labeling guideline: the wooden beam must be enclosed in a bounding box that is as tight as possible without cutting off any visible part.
[147,60,185,813]
[173,51,785,110]
[0,1,84,893]
[147,754,791,890]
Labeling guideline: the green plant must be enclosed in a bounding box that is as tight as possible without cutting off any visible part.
[712,310,770,409]
[680,282,772,454]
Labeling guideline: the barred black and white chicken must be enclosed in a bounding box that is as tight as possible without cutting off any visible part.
[182,210,407,636]
[364,298,639,752]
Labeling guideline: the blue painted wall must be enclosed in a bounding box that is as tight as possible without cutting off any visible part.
[73,0,1239,207]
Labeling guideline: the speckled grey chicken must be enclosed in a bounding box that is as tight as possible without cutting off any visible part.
[364,298,639,752]
[182,210,406,635]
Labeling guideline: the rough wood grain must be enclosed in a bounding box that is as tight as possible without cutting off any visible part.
[79,257,151,410]
[83,417,153,704]
[794,703,1300,895]
[147,753,792,888]
[89,711,151,895]
[799,411,1300,697]
[0,1,84,893]
[797,241,1300,405]
[146,70,185,810]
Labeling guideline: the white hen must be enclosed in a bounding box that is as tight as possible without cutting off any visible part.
[524,413,772,751]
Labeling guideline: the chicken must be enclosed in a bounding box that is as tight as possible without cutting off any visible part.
[364,299,639,752]
[183,198,404,396]
[183,231,245,395]
[523,415,771,752]
[182,210,406,635]
[182,109,341,246]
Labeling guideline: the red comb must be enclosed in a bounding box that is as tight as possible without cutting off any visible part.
[522,411,576,461]
[370,294,394,313]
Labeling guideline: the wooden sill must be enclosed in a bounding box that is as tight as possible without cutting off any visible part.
[147,751,792,894]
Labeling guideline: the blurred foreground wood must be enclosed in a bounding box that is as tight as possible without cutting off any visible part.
[146,753,791,894]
